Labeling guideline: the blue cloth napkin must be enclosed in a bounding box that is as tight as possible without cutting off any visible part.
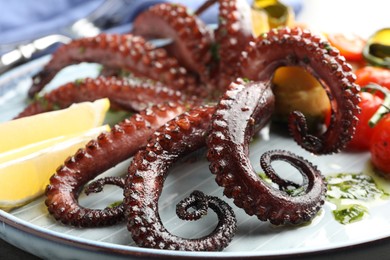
[0,0,104,44]
[0,0,302,45]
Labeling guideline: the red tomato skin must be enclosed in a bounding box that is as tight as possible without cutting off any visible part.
[370,114,390,176]
[327,33,365,62]
[355,66,390,91]
[346,92,383,151]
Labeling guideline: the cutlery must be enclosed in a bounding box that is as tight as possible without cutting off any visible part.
[0,0,172,74]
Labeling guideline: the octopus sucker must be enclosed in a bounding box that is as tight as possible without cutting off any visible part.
[45,102,186,227]
[124,105,237,251]
[17,76,190,118]
[207,79,326,225]
[240,27,360,154]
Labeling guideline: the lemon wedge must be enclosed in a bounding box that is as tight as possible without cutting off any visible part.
[0,124,110,211]
[0,98,110,153]
[251,0,295,37]
[272,66,331,127]
[251,8,270,37]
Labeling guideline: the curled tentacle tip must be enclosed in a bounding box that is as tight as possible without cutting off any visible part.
[259,149,326,225]
[176,190,208,221]
[288,110,329,154]
[84,181,104,196]
[84,176,126,196]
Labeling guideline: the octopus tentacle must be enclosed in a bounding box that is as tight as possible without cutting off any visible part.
[81,176,126,219]
[17,76,189,118]
[45,102,186,227]
[207,79,326,225]
[84,176,125,196]
[240,27,361,154]
[124,105,237,251]
[176,190,208,221]
[259,150,326,224]
[214,0,253,85]
[29,33,198,97]
[195,0,254,91]
[132,3,213,77]
[175,190,235,233]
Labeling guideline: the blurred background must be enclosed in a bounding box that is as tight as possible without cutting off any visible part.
[0,0,387,73]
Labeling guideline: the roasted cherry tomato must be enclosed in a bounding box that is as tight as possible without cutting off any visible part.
[327,33,366,62]
[346,92,383,151]
[355,66,390,92]
[370,113,390,176]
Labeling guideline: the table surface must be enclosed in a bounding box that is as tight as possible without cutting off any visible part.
[0,239,41,259]
[1,0,389,259]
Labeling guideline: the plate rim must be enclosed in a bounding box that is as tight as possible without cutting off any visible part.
[2,208,390,259]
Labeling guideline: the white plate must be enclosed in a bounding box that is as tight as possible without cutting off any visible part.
[1,54,390,260]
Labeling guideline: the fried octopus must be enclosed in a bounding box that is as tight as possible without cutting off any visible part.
[16,0,361,252]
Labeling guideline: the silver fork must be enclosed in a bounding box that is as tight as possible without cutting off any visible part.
[0,0,129,74]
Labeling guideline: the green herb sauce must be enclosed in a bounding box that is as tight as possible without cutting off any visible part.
[326,172,389,225]
[258,171,389,225]
[257,172,306,196]
[332,204,368,225]
[108,201,122,208]
[326,173,388,201]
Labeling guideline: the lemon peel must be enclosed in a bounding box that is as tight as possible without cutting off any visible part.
[0,98,110,153]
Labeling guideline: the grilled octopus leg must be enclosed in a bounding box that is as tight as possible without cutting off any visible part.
[124,105,237,251]
[29,34,197,97]
[17,76,188,118]
[194,0,254,91]
[213,0,254,89]
[132,3,213,77]
[240,27,361,154]
[207,79,326,225]
[45,102,186,227]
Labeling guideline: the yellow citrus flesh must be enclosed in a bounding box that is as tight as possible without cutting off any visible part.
[272,66,331,125]
[0,98,110,153]
[0,125,110,211]
[0,136,68,163]
[251,1,295,37]
[251,8,270,37]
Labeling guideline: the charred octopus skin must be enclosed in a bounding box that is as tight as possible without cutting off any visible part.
[124,105,237,251]
[240,27,361,154]
[45,103,186,227]
[207,79,327,225]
